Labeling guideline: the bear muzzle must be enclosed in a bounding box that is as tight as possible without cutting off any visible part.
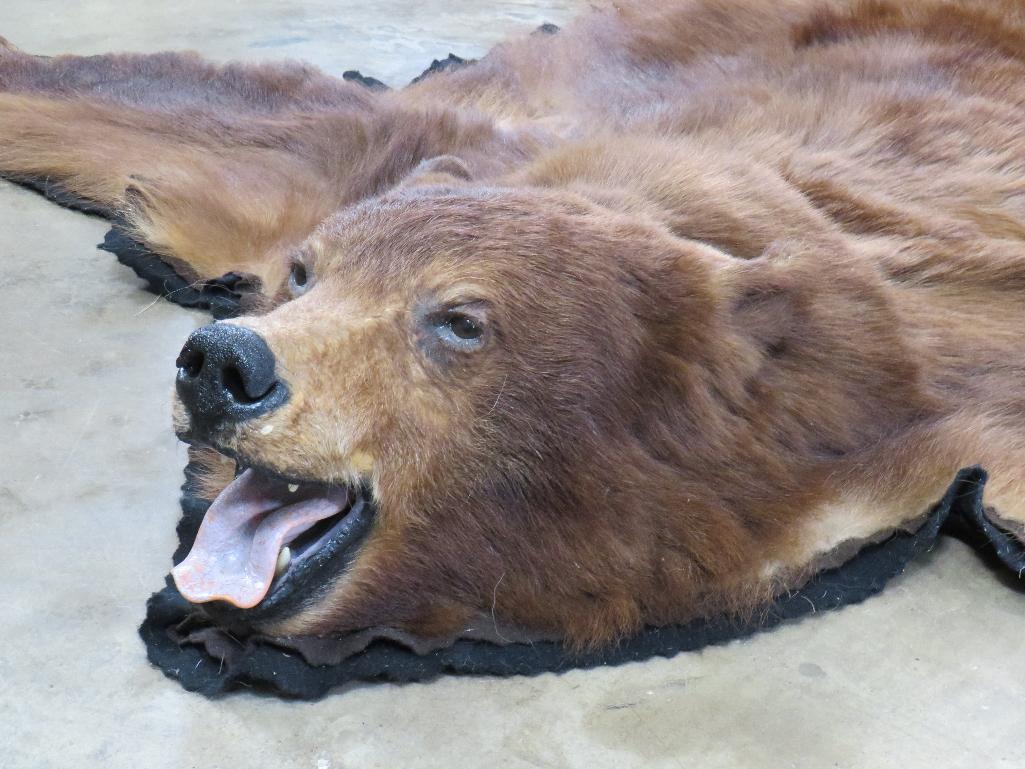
[175,322,289,438]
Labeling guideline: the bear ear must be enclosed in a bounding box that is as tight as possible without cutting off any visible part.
[398,155,473,189]
[725,242,805,360]
[724,235,860,362]
[729,280,795,360]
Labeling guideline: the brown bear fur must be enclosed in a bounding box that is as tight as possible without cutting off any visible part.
[3,0,1025,648]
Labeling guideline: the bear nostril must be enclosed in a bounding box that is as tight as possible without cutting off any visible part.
[177,348,204,379]
[222,364,274,404]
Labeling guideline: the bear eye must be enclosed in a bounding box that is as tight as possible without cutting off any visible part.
[433,308,487,350]
[288,260,312,296]
[447,313,483,340]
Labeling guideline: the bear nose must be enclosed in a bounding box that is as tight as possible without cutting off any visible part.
[175,323,287,433]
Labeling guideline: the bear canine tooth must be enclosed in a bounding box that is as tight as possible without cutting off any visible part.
[275,546,292,577]
[260,424,275,435]
[287,483,299,493]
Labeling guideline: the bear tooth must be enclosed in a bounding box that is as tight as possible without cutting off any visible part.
[260,424,274,435]
[287,483,299,493]
[275,546,292,577]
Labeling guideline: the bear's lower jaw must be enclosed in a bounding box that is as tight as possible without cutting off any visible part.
[173,462,377,625]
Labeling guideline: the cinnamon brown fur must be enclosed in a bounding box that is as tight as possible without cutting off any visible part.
[4,0,1025,648]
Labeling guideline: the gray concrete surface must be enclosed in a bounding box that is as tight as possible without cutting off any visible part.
[1,4,1024,768]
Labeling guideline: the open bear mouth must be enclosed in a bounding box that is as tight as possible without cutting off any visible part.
[171,465,375,613]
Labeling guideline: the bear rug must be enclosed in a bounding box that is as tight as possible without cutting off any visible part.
[11,46,1024,702]
[4,1,1025,699]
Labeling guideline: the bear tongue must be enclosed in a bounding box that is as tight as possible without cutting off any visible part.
[171,468,350,609]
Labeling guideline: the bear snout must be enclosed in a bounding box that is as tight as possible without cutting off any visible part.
[175,323,289,438]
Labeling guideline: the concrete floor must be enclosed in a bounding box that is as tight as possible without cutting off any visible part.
[1,3,1024,768]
